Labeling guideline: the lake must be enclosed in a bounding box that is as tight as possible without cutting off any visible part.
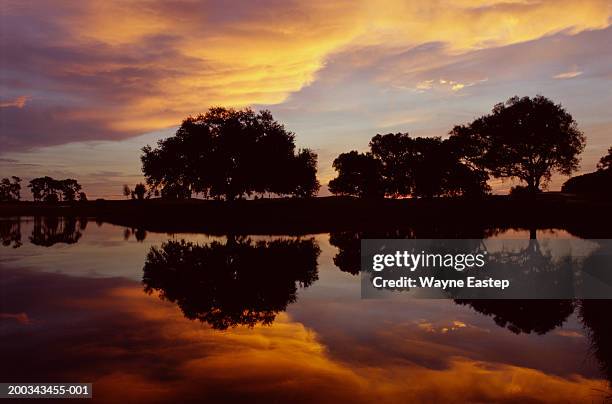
[1,217,610,403]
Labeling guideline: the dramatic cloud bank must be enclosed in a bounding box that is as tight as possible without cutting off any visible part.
[1,0,611,151]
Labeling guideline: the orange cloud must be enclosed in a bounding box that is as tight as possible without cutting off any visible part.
[64,284,610,403]
[554,70,584,79]
[0,96,29,109]
[1,0,611,150]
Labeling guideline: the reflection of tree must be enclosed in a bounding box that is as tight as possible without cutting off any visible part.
[455,239,575,333]
[29,216,85,246]
[575,241,612,385]
[456,299,574,334]
[579,300,612,385]
[0,217,22,248]
[329,226,495,275]
[330,231,365,275]
[142,237,320,329]
[454,238,576,301]
[123,227,147,242]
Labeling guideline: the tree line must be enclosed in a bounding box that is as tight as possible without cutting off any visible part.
[138,96,606,201]
[1,95,609,203]
[0,176,86,202]
[329,96,589,198]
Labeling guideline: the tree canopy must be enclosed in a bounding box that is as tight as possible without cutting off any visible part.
[28,177,84,202]
[141,107,320,200]
[450,95,585,193]
[328,151,385,198]
[329,133,489,198]
[0,176,21,202]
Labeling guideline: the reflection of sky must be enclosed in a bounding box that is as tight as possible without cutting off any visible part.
[1,1,612,198]
[1,220,609,402]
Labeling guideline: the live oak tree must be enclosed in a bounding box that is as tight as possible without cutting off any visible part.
[141,107,320,200]
[369,133,413,197]
[329,134,489,199]
[328,151,385,198]
[450,95,585,195]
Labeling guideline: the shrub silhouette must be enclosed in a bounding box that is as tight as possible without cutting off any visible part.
[562,146,612,196]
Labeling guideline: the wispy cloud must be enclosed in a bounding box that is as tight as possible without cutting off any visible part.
[0,96,30,109]
[0,0,610,151]
[553,70,583,79]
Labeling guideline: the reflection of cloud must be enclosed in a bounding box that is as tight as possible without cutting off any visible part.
[417,319,468,333]
[555,330,585,338]
[0,312,30,324]
[554,70,583,79]
[412,78,486,93]
[0,0,610,151]
[416,80,434,90]
[1,260,609,402]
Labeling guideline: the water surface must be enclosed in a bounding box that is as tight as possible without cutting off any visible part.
[1,217,610,403]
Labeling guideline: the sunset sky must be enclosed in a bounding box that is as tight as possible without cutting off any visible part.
[1,0,611,198]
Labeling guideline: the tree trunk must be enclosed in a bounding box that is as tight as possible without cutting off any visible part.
[529,227,537,240]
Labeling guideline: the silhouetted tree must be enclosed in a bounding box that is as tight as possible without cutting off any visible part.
[328,151,385,198]
[450,95,585,195]
[29,177,60,202]
[141,107,319,200]
[59,179,82,201]
[597,146,612,171]
[406,136,489,198]
[29,177,83,202]
[142,237,320,329]
[332,133,489,199]
[133,183,147,200]
[122,184,131,199]
[369,133,414,197]
[288,149,320,198]
[0,176,21,201]
[78,192,87,202]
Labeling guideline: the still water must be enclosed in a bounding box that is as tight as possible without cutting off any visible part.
[1,217,610,403]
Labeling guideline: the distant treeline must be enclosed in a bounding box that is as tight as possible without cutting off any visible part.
[0,176,86,203]
[2,95,610,203]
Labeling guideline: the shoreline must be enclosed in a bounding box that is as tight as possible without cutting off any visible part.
[1,194,611,236]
